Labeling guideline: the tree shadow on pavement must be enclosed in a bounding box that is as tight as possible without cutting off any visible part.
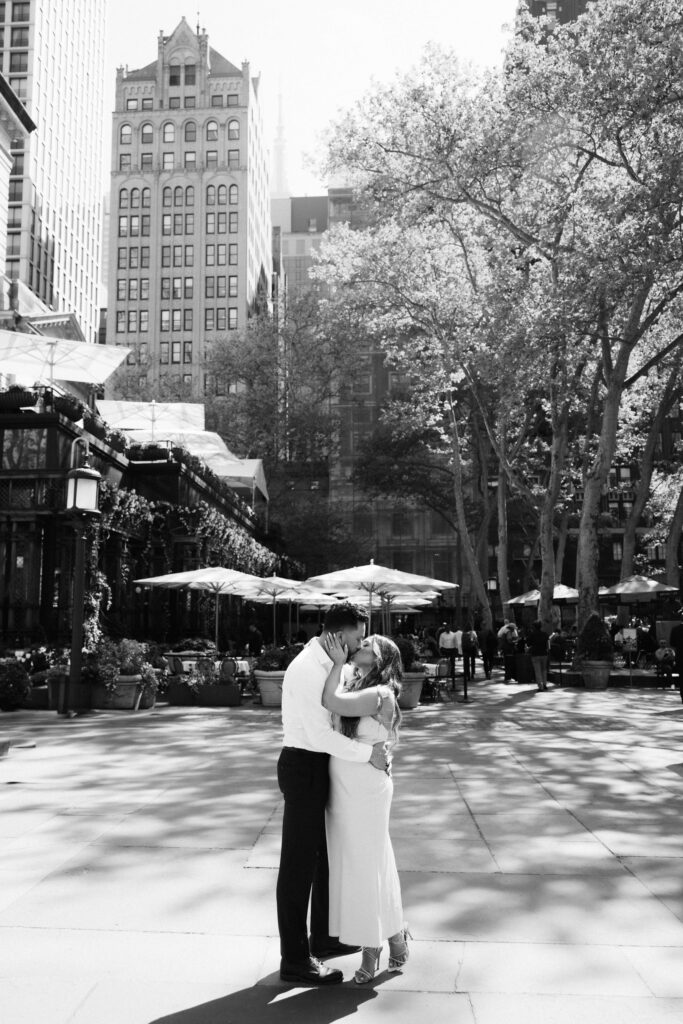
[148,978,378,1024]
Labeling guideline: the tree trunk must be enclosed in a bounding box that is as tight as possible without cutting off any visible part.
[665,483,683,587]
[496,466,511,610]
[554,507,570,581]
[538,405,569,630]
[449,400,492,630]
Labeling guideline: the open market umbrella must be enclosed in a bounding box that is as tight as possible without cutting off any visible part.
[229,574,305,643]
[0,330,130,386]
[602,575,679,602]
[134,566,261,650]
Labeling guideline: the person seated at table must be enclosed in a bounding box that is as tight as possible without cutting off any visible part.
[654,640,675,679]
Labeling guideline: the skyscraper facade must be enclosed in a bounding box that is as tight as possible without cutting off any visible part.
[0,0,105,340]
[108,18,271,401]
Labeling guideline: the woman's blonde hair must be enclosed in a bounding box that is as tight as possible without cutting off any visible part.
[339,634,403,742]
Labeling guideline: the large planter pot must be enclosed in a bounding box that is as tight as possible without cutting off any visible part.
[196,682,241,707]
[166,681,196,706]
[91,674,142,710]
[54,395,83,421]
[398,671,425,709]
[581,660,612,690]
[254,670,284,707]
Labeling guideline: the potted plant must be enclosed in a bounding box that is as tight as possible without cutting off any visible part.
[0,659,31,711]
[185,656,241,707]
[54,393,85,422]
[0,386,38,412]
[393,636,424,709]
[90,638,147,710]
[575,612,614,690]
[83,410,107,440]
[253,644,303,707]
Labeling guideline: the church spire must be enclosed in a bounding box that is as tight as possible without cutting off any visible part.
[271,83,290,198]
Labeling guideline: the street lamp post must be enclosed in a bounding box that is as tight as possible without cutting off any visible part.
[60,437,101,716]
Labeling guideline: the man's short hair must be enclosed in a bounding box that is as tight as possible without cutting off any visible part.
[323,601,369,632]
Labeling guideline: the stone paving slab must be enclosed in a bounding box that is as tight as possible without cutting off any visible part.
[1,680,683,1023]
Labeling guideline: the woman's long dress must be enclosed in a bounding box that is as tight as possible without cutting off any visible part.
[326,711,404,946]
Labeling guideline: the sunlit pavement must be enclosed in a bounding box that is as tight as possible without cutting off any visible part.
[2,674,683,1024]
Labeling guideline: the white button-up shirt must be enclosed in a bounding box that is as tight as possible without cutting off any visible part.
[281,638,372,762]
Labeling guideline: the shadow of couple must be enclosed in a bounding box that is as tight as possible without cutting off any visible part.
[148,971,384,1024]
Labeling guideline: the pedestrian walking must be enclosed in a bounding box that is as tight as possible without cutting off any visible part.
[528,620,550,691]
[477,625,497,679]
[461,626,478,683]
[438,625,458,687]
[498,620,518,681]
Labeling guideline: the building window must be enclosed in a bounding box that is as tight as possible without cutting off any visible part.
[184,276,193,299]
[130,188,140,208]
[184,121,197,142]
[163,187,172,207]
[129,247,139,268]
[184,96,196,108]
[228,149,239,169]
[11,25,29,45]
[184,151,196,170]
[128,279,139,301]
[229,212,237,233]
[169,97,180,109]
[216,308,226,331]
[206,277,215,298]
[139,311,149,333]
[206,184,215,205]
[118,216,128,237]
[119,188,129,209]
[185,213,194,233]
[227,93,239,107]
[172,310,182,331]
[205,308,215,330]
[206,150,218,169]
[172,185,182,206]
[186,185,194,206]
[162,214,172,236]
[169,65,181,87]
[120,154,131,171]
[126,98,138,110]
[228,244,237,265]
[162,122,175,143]
[206,119,219,141]
[217,244,226,265]
[141,215,150,236]
[140,123,153,144]
[116,311,126,333]
[141,188,151,208]
[161,277,170,299]
[162,246,171,268]
[228,275,237,298]
[162,152,174,170]
[216,185,227,205]
[228,308,237,330]
[172,277,182,299]
[119,123,132,145]
[128,310,138,332]
[184,245,194,266]
[140,246,150,268]
[206,212,215,234]
[10,51,28,72]
[211,95,223,107]
[206,244,215,266]
[184,309,193,331]
[216,276,227,298]
[12,4,30,21]
[130,215,140,236]
[140,153,153,170]
[140,278,149,300]
[141,97,153,110]
[183,341,193,363]
[117,279,126,300]
[216,212,226,233]
[160,310,170,331]
[612,540,623,562]
[185,64,196,85]
[227,119,240,140]
[229,184,238,205]
[171,342,181,364]
[174,213,183,234]
[173,245,183,267]
[139,343,148,363]
[160,343,169,364]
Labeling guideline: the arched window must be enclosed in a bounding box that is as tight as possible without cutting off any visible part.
[162,186,172,207]
[141,187,151,208]
[227,119,239,140]
[120,123,132,145]
[217,185,227,205]
[130,187,140,209]
[229,184,238,205]
[162,122,175,144]
[185,185,194,206]
[174,186,183,207]
[141,123,153,144]
[119,187,129,209]
[184,121,197,142]
[206,184,216,206]
[206,119,219,141]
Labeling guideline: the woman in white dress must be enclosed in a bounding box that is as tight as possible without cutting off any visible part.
[321,633,409,984]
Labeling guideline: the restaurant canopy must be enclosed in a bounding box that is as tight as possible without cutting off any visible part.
[0,331,130,385]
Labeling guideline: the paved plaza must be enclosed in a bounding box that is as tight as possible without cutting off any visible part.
[2,676,683,1024]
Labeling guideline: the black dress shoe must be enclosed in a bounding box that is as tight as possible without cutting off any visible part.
[311,940,361,959]
[280,957,343,985]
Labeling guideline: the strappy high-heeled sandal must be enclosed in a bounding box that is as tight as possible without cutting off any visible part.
[354,946,382,984]
[388,925,412,971]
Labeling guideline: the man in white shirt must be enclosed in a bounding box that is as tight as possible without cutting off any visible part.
[439,625,459,686]
[277,602,389,986]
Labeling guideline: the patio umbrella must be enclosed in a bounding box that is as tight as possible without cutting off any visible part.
[134,566,261,650]
[306,559,457,630]
[521,584,579,606]
[0,330,130,386]
[602,575,679,601]
[229,574,304,643]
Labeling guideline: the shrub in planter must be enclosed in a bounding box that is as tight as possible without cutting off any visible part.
[0,386,38,411]
[0,659,31,711]
[252,645,303,707]
[54,394,85,421]
[575,613,614,690]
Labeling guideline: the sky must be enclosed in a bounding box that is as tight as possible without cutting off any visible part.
[105,0,519,195]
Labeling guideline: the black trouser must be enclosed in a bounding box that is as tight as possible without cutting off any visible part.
[503,653,516,680]
[462,652,475,681]
[276,746,332,963]
[481,651,494,678]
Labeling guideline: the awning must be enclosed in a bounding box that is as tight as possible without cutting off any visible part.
[0,331,130,385]
[96,400,205,434]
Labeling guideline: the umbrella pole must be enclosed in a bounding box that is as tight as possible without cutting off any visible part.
[215,594,220,653]
[288,600,292,643]
[273,597,277,646]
